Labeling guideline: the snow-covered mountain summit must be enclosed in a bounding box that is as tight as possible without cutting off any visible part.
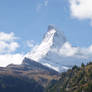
[26,25,68,71]
[27,25,66,61]
[26,25,90,72]
[43,25,66,49]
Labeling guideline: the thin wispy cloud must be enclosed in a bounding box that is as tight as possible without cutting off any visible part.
[44,0,48,7]
[36,0,49,12]
[0,32,19,54]
[27,40,35,48]
[36,3,43,12]
[0,32,17,41]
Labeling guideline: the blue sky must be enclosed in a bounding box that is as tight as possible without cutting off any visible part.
[0,0,92,48]
[0,0,92,66]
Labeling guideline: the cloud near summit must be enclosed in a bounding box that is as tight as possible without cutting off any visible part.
[0,32,92,68]
[50,42,92,59]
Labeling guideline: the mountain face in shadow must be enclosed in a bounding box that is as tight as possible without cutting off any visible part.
[7,58,58,75]
[0,57,59,92]
[0,74,44,92]
[1,57,92,92]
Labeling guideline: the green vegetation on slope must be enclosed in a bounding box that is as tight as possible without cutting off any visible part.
[46,62,92,92]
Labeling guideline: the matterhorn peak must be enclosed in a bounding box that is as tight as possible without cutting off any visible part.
[26,25,69,72]
[27,25,66,62]
[43,25,67,49]
[48,24,56,31]
[25,25,90,72]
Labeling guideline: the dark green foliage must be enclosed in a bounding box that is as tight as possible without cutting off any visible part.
[85,82,92,92]
[46,62,92,92]
[81,63,85,67]
[72,65,79,70]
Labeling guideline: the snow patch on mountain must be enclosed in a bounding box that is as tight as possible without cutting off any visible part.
[26,25,66,62]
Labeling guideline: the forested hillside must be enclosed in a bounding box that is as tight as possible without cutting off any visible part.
[46,62,92,92]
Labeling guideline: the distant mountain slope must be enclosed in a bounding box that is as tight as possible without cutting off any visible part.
[7,58,58,75]
[0,57,59,91]
[46,62,92,92]
[0,74,44,92]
